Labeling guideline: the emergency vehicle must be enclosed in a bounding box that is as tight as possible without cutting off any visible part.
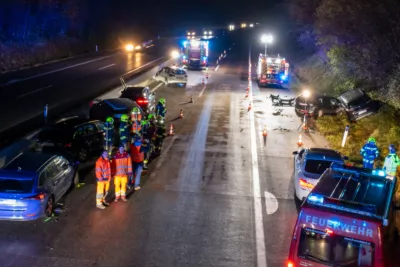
[181,39,208,70]
[256,53,289,87]
[288,164,397,267]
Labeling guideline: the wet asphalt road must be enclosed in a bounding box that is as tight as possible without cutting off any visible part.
[0,43,333,267]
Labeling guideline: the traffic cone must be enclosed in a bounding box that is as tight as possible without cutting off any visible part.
[179,109,184,118]
[247,101,252,112]
[189,96,194,103]
[297,134,303,147]
[168,124,174,136]
[245,91,249,98]
[246,86,250,93]
[262,126,267,137]
[202,78,205,85]
[206,73,209,79]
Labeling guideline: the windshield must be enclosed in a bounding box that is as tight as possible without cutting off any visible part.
[0,178,34,193]
[173,69,186,75]
[298,227,374,267]
[305,159,335,175]
[347,95,371,109]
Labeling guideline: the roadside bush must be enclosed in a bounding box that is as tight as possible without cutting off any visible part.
[316,104,400,167]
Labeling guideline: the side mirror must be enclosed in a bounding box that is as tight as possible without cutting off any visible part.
[292,151,299,155]
[343,156,349,160]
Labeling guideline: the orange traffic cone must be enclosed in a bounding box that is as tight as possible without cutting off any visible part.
[262,126,267,137]
[189,96,194,103]
[297,134,303,147]
[168,124,175,136]
[248,76,251,81]
[206,73,209,79]
[179,109,184,118]
[202,78,205,85]
[245,91,249,98]
[246,86,250,92]
[247,101,252,112]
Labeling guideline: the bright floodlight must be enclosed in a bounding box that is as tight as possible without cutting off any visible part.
[125,44,134,52]
[261,34,273,44]
[204,31,207,35]
[209,31,212,34]
[303,90,311,98]
[249,24,254,27]
[171,50,180,59]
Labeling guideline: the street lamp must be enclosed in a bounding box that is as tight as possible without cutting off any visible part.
[261,34,273,56]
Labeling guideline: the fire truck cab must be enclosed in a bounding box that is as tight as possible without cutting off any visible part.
[288,164,398,267]
[181,39,208,70]
[257,53,289,87]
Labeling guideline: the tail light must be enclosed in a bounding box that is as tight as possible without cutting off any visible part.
[299,178,314,189]
[89,101,94,107]
[287,260,294,267]
[137,98,148,105]
[65,143,72,148]
[24,193,46,200]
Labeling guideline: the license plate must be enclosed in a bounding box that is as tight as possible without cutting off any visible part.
[0,199,16,205]
[176,75,184,79]
[358,110,367,115]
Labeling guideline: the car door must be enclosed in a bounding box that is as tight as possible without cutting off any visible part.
[41,160,64,201]
[93,121,106,152]
[80,123,100,154]
[54,156,74,194]
[155,68,165,81]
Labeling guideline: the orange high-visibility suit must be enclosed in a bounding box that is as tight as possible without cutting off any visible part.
[112,151,133,200]
[95,156,111,206]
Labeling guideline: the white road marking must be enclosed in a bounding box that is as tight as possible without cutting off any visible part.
[2,54,118,86]
[123,57,164,76]
[264,191,279,215]
[198,85,207,98]
[150,83,163,93]
[98,63,115,70]
[215,65,220,71]
[249,65,268,266]
[155,135,177,170]
[17,85,52,99]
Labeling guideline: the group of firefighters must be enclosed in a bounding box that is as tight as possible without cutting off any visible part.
[360,137,400,176]
[94,98,167,209]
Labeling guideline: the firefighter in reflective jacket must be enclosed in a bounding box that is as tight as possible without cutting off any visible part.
[131,107,142,137]
[156,98,167,118]
[112,145,133,202]
[104,117,114,156]
[95,151,111,209]
[154,118,166,154]
[384,144,400,177]
[360,137,379,169]
[119,114,130,151]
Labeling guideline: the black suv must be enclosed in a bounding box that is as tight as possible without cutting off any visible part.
[338,89,380,121]
[294,93,343,118]
[36,117,105,162]
[119,86,156,115]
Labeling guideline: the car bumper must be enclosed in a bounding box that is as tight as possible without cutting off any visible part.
[0,200,44,221]
[169,79,187,84]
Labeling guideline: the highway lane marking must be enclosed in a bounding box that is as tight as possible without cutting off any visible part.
[215,65,220,71]
[150,83,163,93]
[17,85,52,99]
[123,57,165,76]
[264,191,279,215]
[98,63,116,70]
[2,54,118,86]
[248,61,268,267]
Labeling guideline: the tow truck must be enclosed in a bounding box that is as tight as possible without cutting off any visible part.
[256,53,289,87]
[288,164,398,267]
[181,39,208,70]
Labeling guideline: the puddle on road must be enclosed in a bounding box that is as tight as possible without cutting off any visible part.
[255,111,264,115]
[273,127,292,132]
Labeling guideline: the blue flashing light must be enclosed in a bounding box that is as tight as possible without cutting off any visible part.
[183,41,187,48]
[280,75,287,80]
[308,193,324,204]
[362,221,367,227]
[182,55,186,59]
[372,169,385,177]
[203,56,207,61]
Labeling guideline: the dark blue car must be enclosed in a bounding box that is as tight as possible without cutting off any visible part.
[0,152,79,221]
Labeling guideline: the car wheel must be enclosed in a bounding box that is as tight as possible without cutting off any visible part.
[182,83,187,88]
[45,195,54,217]
[77,148,89,162]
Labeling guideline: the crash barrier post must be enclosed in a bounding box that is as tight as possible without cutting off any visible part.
[44,104,48,125]
[341,125,350,147]
[168,124,174,136]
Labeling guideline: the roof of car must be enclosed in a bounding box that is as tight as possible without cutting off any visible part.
[305,148,343,161]
[339,89,365,103]
[55,117,94,128]
[3,152,55,172]
[124,86,147,91]
[103,98,136,110]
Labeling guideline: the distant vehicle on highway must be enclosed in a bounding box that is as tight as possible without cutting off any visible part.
[155,66,188,87]
[36,117,105,162]
[338,89,381,121]
[294,93,343,118]
[0,152,79,221]
[292,148,346,203]
[119,79,156,114]
[90,98,144,125]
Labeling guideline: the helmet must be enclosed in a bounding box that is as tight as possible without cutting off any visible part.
[106,117,114,124]
[132,107,140,114]
[368,137,376,143]
[389,144,396,154]
[121,114,129,122]
[148,114,154,120]
[158,98,166,105]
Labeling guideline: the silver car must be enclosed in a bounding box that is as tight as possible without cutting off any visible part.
[155,66,188,86]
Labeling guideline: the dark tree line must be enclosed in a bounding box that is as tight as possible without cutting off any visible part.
[288,0,400,107]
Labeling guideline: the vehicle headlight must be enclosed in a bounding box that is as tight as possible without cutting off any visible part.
[135,45,141,50]
[125,44,134,51]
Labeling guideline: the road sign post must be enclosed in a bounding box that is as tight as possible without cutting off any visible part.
[341,125,350,147]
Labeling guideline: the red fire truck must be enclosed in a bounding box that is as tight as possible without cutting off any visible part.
[256,53,289,87]
[181,39,208,70]
[287,164,398,267]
